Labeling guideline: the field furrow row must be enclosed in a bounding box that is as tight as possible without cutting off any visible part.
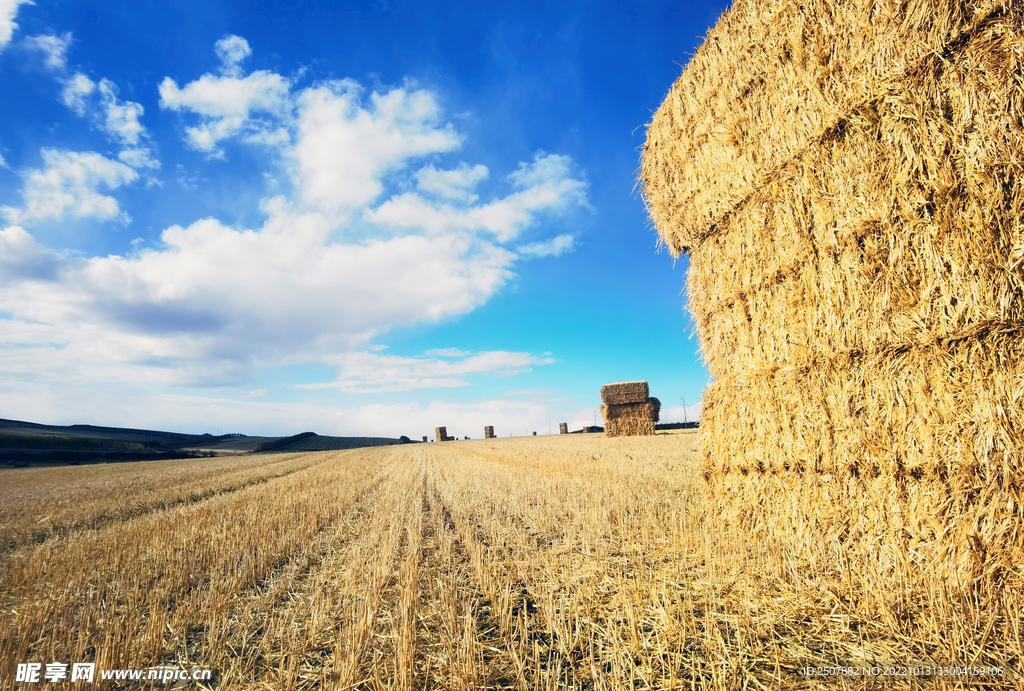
[0,448,389,686]
[0,452,324,555]
[417,473,520,689]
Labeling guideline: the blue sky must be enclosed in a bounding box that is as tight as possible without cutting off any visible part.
[0,0,727,438]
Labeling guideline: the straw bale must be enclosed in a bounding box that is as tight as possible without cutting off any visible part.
[647,397,661,423]
[559,423,568,434]
[706,470,1024,596]
[601,402,656,437]
[641,0,1024,469]
[484,425,495,439]
[435,427,448,442]
[640,0,1024,594]
[641,0,1021,254]
[600,381,650,405]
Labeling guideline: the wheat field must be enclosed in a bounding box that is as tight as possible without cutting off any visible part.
[1,433,1018,689]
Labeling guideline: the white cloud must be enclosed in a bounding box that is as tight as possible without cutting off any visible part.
[660,402,702,423]
[291,82,461,211]
[298,350,554,393]
[0,152,6,168]
[0,203,517,386]
[61,72,95,115]
[0,0,30,49]
[97,79,145,146]
[416,163,488,201]
[366,152,588,241]
[517,233,575,258]
[214,34,251,77]
[0,225,60,281]
[117,147,159,170]
[158,66,290,156]
[55,72,159,170]
[1,149,138,224]
[24,32,70,69]
[423,347,470,358]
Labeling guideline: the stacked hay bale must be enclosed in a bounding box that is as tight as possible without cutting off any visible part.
[435,427,453,442]
[601,382,660,437]
[484,426,495,439]
[640,0,1023,592]
[559,423,569,434]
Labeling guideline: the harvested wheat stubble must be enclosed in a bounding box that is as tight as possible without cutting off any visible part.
[600,381,649,405]
[640,0,1024,672]
[601,401,656,437]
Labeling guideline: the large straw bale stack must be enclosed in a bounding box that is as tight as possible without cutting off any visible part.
[484,426,495,439]
[640,0,1024,595]
[559,423,568,434]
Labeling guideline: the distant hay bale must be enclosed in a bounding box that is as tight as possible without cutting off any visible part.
[435,427,453,442]
[640,0,1024,592]
[600,381,649,405]
[422,436,428,443]
[484,426,495,439]
[559,423,568,434]
[601,401,656,437]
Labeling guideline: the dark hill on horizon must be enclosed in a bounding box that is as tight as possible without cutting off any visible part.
[0,418,407,467]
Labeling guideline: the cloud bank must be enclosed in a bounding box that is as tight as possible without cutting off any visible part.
[1,35,588,406]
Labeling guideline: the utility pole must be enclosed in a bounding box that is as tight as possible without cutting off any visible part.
[680,397,687,425]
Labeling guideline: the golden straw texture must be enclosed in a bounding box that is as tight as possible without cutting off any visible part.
[648,397,661,423]
[600,381,650,405]
[639,0,1024,620]
[601,402,657,437]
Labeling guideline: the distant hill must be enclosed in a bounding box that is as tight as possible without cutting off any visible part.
[251,432,402,452]
[0,418,405,467]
